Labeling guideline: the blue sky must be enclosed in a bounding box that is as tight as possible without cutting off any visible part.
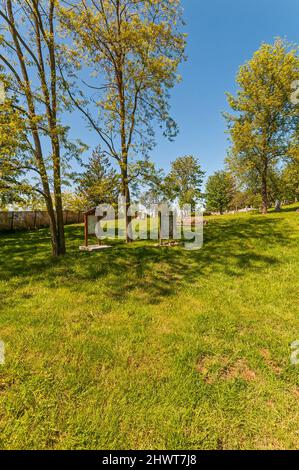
[67,0,299,181]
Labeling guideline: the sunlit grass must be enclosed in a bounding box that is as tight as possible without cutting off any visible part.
[0,205,299,449]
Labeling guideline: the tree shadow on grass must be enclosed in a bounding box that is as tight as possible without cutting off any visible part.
[0,216,291,305]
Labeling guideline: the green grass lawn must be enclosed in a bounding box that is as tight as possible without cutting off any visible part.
[0,205,299,450]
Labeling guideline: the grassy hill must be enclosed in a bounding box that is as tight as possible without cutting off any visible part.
[0,205,299,449]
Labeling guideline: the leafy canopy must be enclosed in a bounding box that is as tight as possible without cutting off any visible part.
[164,155,205,207]
[59,0,186,168]
[205,171,236,214]
[225,39,299,212]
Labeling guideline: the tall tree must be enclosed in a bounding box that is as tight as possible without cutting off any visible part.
[164,155,205,208]
[281,160,299,202]
[59,0,186,241]
[77,147,120,208]
[205,171,235,215]
[0,0,83,255]
[225,39,299,214]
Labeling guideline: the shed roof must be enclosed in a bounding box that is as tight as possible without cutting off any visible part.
[83,207,97,216]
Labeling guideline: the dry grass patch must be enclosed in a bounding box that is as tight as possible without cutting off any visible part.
[196,356,257,383]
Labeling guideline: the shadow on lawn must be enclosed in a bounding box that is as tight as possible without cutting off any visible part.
[0,216,291,305]
[269,205,299,214]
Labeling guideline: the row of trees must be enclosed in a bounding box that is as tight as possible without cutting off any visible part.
[1,1,298,255]
[73,151,204,210]
[69,39,299,216]
[70,147,299,216]
[205,162,299,215]
[0,0,185,254]
[224,40,299,214]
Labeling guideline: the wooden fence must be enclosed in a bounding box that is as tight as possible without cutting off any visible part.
[0,210,84,232]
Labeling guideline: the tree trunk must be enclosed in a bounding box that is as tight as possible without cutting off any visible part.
[261,171,268,214]
[121,168,132,243]
[48,2,66,256]
[44,194,59,256]
[6,0,65,256]
[55,195,66,255]
[53,142,66,256]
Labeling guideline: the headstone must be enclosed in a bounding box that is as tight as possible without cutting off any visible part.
[275,200,281,212]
